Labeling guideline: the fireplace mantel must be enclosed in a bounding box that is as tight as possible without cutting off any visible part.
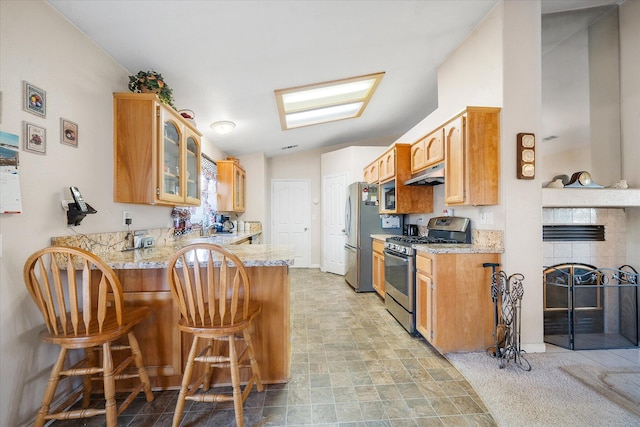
[542,188,640,208]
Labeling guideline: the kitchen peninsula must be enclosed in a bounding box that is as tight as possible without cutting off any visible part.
[51,230,294,389]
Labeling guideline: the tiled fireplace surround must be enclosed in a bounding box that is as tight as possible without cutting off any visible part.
[543,207,628,269]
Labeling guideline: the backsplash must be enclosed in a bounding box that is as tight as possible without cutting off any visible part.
[51,228,177,255]
[543,208,627,269]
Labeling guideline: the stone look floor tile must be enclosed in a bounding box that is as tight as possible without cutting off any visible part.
[50,269,496,427]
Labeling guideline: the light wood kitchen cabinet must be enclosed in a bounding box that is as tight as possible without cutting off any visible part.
[411,128,444,173]
[106,264,291,390]
[113,93,201,206]
[217,160,246,212]
[363,160,380,184]
[444,107,500,206]
[378,147,396,182]
[378,144,434,214]
[372,239,386,297]
[415,251,500,354]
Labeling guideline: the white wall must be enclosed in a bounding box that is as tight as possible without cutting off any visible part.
[395,1,545,351]
[267,139,391,267]
[320,146,387,185]
[0,2,223,425]
[620,0,640,270]
[238,151,267,230]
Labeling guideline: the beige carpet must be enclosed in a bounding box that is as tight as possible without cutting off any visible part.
[561,365,640,417]
[446,351,640,426]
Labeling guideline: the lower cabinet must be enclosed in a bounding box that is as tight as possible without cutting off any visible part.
[415,251,500,354]
[372,239,385,297]
[107,265,291,390]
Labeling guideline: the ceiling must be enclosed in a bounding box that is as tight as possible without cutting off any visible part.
[47,0,621,158]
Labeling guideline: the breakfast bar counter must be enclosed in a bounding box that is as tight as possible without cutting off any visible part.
[51,231,295,390]
[109,243,293,389]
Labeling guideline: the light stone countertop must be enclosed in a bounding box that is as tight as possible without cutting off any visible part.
[414,243,503,254]
[371,234,503,254]
[51,228,294,270]
[99,243,296,270]
[371,234,401,241]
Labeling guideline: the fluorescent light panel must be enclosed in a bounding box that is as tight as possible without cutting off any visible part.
[275,72,384,130]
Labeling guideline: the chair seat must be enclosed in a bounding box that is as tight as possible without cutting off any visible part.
[177,302,261,336]
[40,306,151,349]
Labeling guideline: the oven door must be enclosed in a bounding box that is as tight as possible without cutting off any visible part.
[384,249,414,310]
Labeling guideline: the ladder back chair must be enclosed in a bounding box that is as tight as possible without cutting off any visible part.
[23,246,154,427]
[167,243,263,427]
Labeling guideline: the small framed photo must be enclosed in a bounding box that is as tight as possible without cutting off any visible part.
[23,81,46,118]
[24,122,46,154]
[60,118,78,147]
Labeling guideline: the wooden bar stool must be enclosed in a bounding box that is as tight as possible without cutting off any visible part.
[167,243,263,427]
[23,246,154,427]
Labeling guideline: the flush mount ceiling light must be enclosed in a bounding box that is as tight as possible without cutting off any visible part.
[210,121,236,135]
[274,72,385,130]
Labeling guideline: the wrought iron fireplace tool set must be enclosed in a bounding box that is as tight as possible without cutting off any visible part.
[483,263,531,371]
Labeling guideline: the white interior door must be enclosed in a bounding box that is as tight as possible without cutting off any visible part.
[322,173,347,275]
[271,180,310,268]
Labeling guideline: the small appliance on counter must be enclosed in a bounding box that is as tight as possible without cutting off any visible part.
[403,224,419,236]
[211,214,235,233]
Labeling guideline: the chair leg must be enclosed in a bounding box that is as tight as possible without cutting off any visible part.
[83,347,96,408]
[202,338,216,391]
[173,336,200,427]
[127,331,154,402]
[243,328,264,392]
[35,347,67,427]
[102,342,117,427]
[228,334,244,427]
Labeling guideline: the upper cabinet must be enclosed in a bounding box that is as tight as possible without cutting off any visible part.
[378,148,396,182]
[377,144,433,214]
[444,107,500,206]
[410,128,444,174]
[363,160,379,184]
[217,160,246,212]
[113,93,201,206]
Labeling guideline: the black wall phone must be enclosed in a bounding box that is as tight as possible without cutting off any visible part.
[67,186,96,225]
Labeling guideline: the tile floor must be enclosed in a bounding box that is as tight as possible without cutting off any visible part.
[48,268,639,426]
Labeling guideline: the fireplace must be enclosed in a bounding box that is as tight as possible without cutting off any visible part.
[544,263,639,350]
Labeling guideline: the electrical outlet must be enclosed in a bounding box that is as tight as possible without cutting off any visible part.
[122,210,132,226]
[479,212,494,225]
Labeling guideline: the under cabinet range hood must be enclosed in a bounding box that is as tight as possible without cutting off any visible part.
[404,163,444,186]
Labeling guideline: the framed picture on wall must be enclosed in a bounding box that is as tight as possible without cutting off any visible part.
[23,81,47,118]
[60,118,78,147]
[23,122,46,154]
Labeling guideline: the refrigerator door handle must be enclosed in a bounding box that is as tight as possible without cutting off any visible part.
[345,196,351,237]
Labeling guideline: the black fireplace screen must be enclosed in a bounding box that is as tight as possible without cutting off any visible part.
[543,263,639,350]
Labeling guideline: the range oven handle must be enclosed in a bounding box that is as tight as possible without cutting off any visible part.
[384,249,410,262]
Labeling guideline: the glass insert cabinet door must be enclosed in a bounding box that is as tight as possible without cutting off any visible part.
[161,118,183,200]
[185,133,200,201]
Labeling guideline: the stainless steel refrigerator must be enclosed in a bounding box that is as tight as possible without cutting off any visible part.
[344,182,401,292]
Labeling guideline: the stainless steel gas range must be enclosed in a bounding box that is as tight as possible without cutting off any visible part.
[384,216,471,334]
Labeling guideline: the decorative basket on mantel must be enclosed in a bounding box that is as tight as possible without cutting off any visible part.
[128,70,175,108]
